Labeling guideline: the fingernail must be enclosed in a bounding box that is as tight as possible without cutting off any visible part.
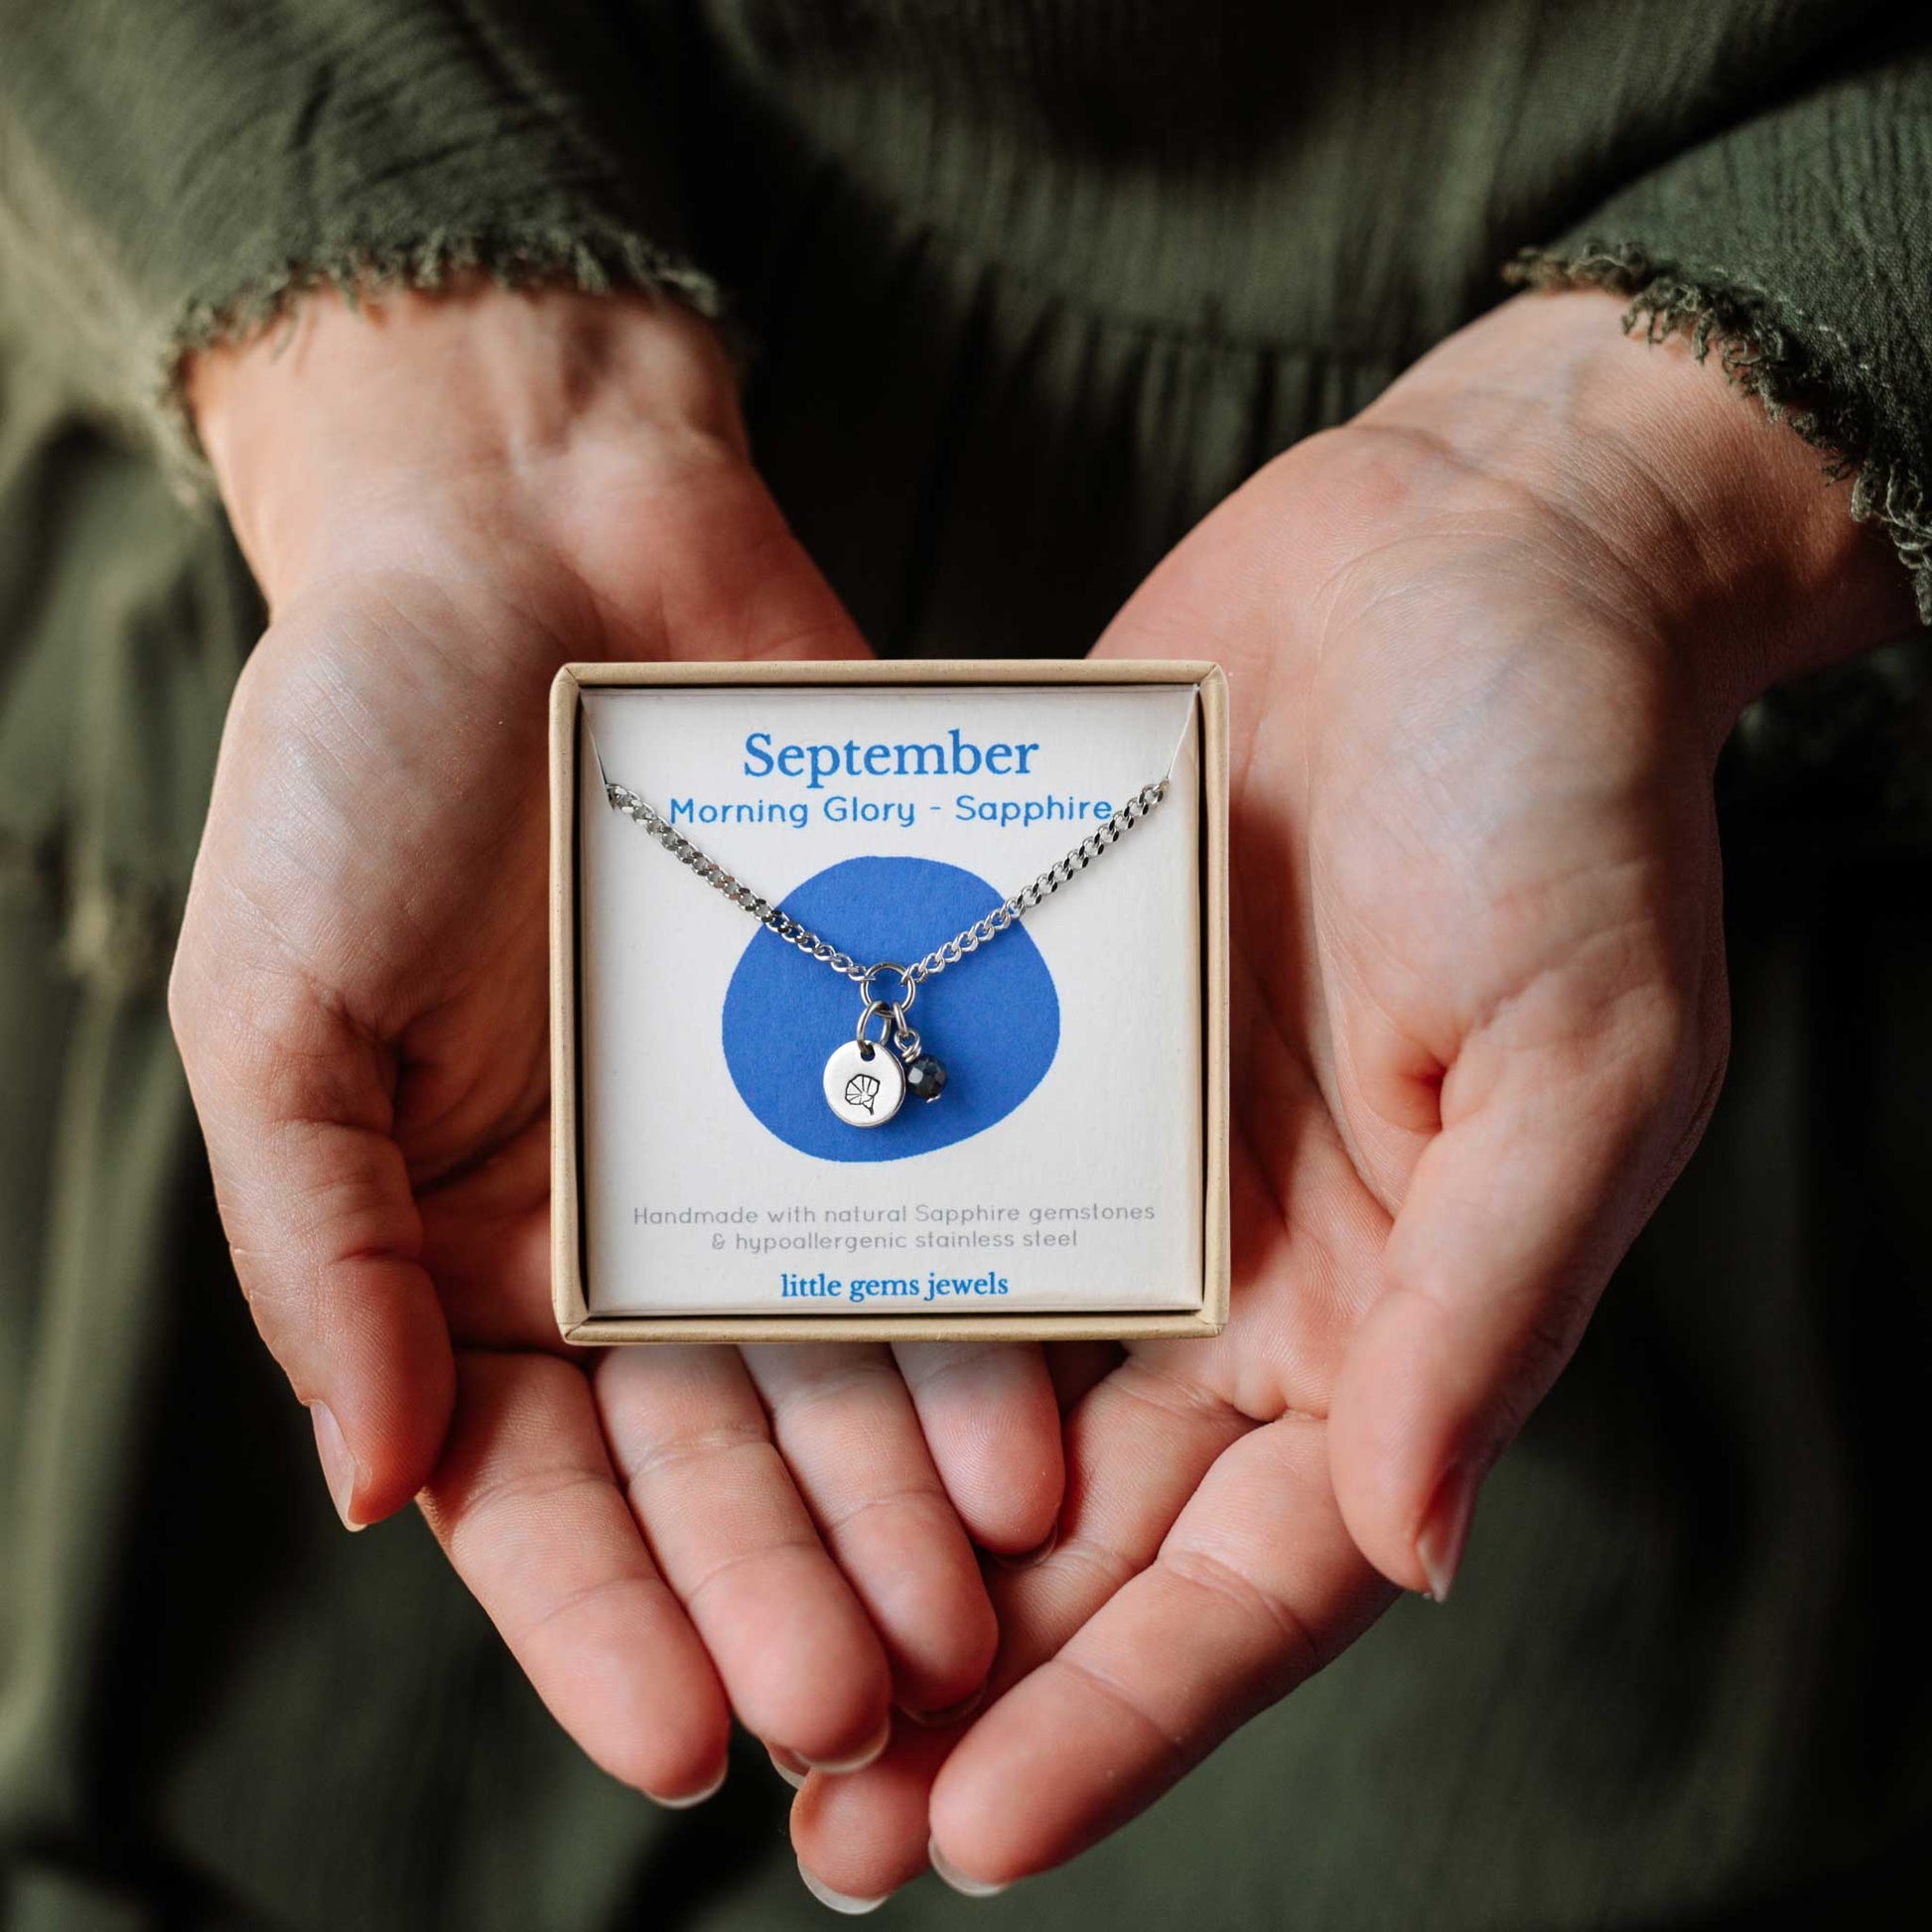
[768,1745,808,1790]
[929,1837,1010,1898]
[1417,1460,1479,1602]
[651,1762,727,1810]
[308,1403,365,1531]
[989,1522,1058,1573]
[902,1681,987,1728]
[802,1716,891,1775]
[796,1858,889,1915]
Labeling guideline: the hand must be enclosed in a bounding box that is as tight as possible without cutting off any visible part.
[788,289,1915,1898]
[170,284,1063,1802]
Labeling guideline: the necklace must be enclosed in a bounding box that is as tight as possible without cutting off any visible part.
[604,775,1171,1127]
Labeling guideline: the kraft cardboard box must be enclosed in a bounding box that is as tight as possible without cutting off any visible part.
[550,659,1229,1343]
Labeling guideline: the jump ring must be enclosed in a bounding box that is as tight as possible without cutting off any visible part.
[854,999,901,1048]
[859,960,917,1015]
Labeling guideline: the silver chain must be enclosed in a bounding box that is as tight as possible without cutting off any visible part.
[603,776,1171,986]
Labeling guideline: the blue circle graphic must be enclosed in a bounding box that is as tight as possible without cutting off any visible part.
[723,856,1059,1163]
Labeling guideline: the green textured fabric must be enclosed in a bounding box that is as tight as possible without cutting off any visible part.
[3,3,1931,1927]
[1511,42,1932,621]
[0,0,716,476]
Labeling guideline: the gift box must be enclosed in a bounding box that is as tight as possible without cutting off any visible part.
[549,658,1229,1342]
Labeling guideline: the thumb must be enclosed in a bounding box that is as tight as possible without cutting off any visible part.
[1325,971,1725,1600]
[170,944,456,1529]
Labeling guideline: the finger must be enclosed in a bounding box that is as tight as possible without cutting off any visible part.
[691,524,878,667]
[592,457,880,669]
[790,1356,1250,1900]
[791,1724,958,1906]
[927,1417,1388,1887]
[741,1344,999,1717]
[596,1346,895,1768]
[1328,957,1725,1600]
[169,948,454,1525]
[415,1125,565,1352]
[989,1357,1255,1653]
[890,1342,1065,1555]
[417,1349,731,1803]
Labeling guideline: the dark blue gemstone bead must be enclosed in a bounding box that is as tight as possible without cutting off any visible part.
[904,1055,947,1102]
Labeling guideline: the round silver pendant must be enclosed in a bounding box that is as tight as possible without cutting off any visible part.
[823,1038,906,1127]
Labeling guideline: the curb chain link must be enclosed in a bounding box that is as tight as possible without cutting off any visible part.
[604,777,1172,986]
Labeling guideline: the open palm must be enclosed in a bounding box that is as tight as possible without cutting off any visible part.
[171,290,1064,1805]
[788,291,1905,1900]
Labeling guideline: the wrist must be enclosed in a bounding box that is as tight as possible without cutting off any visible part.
[188,279,747,611]
[1357,290,1915,747]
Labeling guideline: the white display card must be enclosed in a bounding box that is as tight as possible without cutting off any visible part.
[576,681,1203,1317]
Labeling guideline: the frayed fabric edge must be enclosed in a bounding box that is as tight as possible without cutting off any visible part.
[1507,242,1932,627]
[154,221,727,498]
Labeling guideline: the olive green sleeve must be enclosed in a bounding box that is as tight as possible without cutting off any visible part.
[1510,43,1932,623]
[0,0,719,479]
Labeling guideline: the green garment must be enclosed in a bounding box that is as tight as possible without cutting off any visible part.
[3,4,1930,1926]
